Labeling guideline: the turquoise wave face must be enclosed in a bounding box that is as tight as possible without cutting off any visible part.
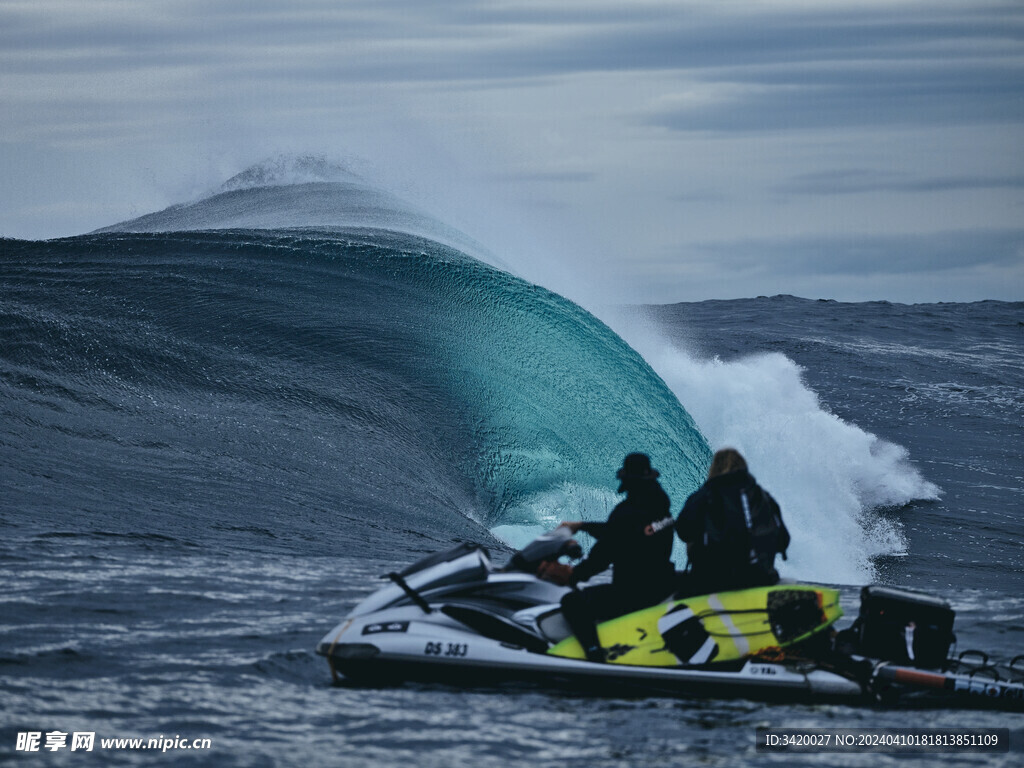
[403,238,711,531]
[237,226,712,536]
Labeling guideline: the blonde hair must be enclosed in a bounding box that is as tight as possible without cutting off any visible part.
[707,448,747,480]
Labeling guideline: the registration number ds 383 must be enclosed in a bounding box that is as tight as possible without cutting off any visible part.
[424,641,469,657]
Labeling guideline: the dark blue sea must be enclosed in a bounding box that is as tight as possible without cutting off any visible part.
[2,178,1022,766]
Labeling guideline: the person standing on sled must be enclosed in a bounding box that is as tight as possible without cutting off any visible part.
[543,453,676,663]
[674,448,790,597]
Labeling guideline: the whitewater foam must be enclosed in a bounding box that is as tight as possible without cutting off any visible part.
[217,155,365,192]
[605,312,941,585]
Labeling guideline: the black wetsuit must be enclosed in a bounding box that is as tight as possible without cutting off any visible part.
[561,481,675,659]
[674,469,790,596]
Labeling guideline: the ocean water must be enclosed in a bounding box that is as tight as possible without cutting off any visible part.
[1,178,1022,766]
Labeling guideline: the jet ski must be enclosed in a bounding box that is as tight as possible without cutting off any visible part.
[316,527,1024,710]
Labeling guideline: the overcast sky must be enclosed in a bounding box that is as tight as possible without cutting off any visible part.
[2,0,1022,303]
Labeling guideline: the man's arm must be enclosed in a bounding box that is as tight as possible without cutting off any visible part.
[560,520,607,538]
[565,507,628,584]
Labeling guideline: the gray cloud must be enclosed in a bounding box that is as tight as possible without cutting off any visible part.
[684,229,1024,278]
[777,171,1024,195]
[647,60,1023,132]
[1,0,1013,163]
[485,171,596,184]
[5,2,1020,81]
[4,2,1020,124]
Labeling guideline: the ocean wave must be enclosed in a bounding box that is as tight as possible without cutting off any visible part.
[3,214,710,556]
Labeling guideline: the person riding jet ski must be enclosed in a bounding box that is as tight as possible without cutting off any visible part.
[548,453,676,663]
[674,448,790,597]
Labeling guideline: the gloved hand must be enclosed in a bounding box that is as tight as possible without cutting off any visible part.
[536,560,574,586]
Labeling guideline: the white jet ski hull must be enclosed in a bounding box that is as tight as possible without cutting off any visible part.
[316,607,862,702]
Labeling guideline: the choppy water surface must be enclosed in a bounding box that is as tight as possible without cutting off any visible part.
[2,186,1021,764]
[2,538,1022,767]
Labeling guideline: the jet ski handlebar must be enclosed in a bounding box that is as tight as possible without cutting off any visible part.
[504,525,583,573]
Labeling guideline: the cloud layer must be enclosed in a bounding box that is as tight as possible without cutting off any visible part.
[1,0,1022,302]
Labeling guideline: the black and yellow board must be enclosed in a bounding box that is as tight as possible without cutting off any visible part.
[549,585,842,666]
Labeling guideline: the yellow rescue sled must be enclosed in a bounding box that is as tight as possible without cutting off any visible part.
[549,585,842,666]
